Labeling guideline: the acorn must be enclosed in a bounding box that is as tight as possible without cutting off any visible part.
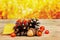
[27,28,36,37]
[27,29,34,37]
[30,28,36,35]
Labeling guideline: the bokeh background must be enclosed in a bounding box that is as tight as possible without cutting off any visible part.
[0,0,60,19]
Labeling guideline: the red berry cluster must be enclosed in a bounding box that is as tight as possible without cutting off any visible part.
[37,26,49,36]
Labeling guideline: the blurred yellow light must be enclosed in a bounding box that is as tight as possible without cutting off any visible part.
[0,0,60,19]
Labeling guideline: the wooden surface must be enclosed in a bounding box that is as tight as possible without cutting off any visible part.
[0,19,60,40]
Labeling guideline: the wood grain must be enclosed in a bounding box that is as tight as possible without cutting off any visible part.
[0,19,60,40]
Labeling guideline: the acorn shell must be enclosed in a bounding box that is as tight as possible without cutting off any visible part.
[27,28,36,37]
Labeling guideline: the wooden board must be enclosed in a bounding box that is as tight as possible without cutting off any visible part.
[0,19,60,40]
